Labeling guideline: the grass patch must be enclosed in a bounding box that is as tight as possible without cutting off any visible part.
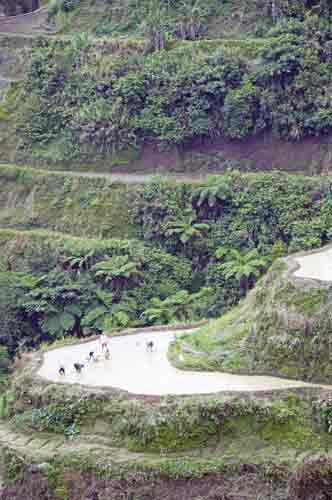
[0,164,137,238]
[170,304,252,372]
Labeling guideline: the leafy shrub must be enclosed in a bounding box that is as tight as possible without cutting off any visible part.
[48,0,80,18]
[14,400,100,438]
[16,14,332,157]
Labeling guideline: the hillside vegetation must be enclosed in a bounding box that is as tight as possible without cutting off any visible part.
[2,3,332,499]
[0,169,332,364]
[1,0,332,171]
[172,255,332,382]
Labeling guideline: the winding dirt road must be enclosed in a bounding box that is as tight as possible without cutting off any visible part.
[37,329,329,396]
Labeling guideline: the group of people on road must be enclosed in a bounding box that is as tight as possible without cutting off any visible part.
[58,334,157,377]
[58,333,110,377]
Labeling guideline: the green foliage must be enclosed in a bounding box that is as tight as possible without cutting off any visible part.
[0,346,10,375]
[0,391,15,420]
[110,396,306,452]
[216,248,268,293]
[314,398,332,433]
[16,13,332,157]
[134,171,332,315]
[0,230,193,356]
[48,0,81,18]
[0,272,27,357]
[166,210,209,247]
[223,80,259,139]
[92,255,142,290]
[0,164,136,239]
[142,288,211,324]
[18,271,90,341]
[193,175,232,212]
[15,403,84,438]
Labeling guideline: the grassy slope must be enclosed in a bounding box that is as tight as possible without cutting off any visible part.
[0,164,136,238]
[171,257,332,383]
[170,300,253,372]
[52,0,271,38]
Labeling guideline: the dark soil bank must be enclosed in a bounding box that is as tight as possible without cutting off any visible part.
[4,457,332,500]
[0,466,288,500]
[111,133,332,176]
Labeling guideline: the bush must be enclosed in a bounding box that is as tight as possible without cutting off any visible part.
[17,14,332,156]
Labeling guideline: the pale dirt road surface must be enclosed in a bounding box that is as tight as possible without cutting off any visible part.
[294,247,332,281]
[37,330,327,396]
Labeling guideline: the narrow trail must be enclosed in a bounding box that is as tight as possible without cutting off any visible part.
[0,162,208,183]
[0,422,156,465]
[52,169,206,183]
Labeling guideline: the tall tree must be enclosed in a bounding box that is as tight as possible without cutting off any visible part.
[142,288,211,324]
[193,176,232,216]
[217,248,268,294]
[92,255,142,294]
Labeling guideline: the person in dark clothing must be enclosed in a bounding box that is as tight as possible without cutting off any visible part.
[146,341,154,352]
[74,362,84,373]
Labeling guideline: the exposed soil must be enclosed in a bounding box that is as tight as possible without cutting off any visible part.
[0,6,49,34]
[0,466,289,500]
[111,133,332,175]
[9,130,332,180]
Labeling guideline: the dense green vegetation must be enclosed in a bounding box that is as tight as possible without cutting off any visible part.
[15,15,332,161]
[0,229,192,358]
[48,0,332,40]
[3,0,332,171]
[3,2,332,498]
[13,18,331,160]
[1,169,332,362]
[12,391,332,453]
[49,0,271,39]
[133,171,332,315]
[172,256,332,382]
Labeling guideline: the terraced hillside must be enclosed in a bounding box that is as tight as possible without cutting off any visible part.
[2,2,332,499]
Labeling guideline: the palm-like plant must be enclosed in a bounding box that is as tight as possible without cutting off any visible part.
[142,296,175,324]
[62,250,96,274]
[218,248,268,294]
[166,210,209,247]
[92,255,142,293]
[193,176,232,214]
[82,290,132,332]
[18,274,86,339]
[142,288,210,324]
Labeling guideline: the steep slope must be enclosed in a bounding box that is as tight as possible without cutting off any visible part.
[173,246,332,383]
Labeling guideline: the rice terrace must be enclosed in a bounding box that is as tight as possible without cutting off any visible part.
[2,1,332,499]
